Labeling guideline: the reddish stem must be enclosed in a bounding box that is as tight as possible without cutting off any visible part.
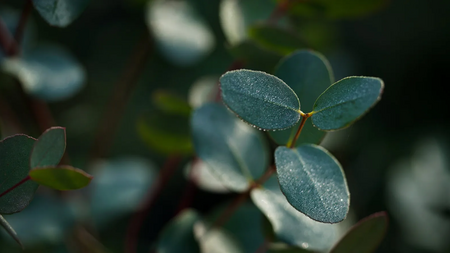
[89,33,152,162]
[288,113,310,148]
[0,19,18,56]
[14,0,33,48]
[0,175,31,199]
[124,155,182,253]
[268,0,291,24]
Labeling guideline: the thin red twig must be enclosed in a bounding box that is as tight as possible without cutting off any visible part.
[0,176,30,199]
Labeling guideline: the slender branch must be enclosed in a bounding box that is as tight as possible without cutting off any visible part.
[14,0,33,47]
[89,33,152,162]
[288,112,310,148]
[268,0,291,24]
[0,176,30,199]
[210,166,276,230]
[0,18,18,56]
[124,155,182,253]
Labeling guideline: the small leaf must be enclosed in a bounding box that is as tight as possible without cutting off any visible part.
[220,69,301,130]
[184,159,230,193]
[29,165,92,190]
[330,212,388,253]
[32,0,90,27]
[0,195,75,246]
[194,221,245,253]
[0,214,22,248]
[146,0,215,66]
[220,0,277,45]
[137,110,192,155]
[275,144,349,223]
[251,175,339,251]
[2,44,86,102]
[90,157,157,228]
[152,90,192,116]
[191,103,269,192]
[0,134,38,214]
[270,50,333,146]
[248,23,306,55]
[311,76,384,131]
[30,127,65,168]
[156,209,200,253]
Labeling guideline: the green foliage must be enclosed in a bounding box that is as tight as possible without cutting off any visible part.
[30,127,65,168]
[275,145,349,223]
[29,166,93,190]
[191,103,269,192]
[0,134,38,214]
[220,70,301,130]
[32,0,90,27]
[311,76,384,131]
[248,23,306,55]
[330,212,388,253]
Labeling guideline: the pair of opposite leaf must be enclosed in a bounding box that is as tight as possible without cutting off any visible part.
[216,50,383,224]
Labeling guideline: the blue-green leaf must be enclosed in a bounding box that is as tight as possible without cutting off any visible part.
[194,221,245,253]
[32,0,90,27]
[311,76,383,131]
[146,0,215,66]
[270,50,333,146]
[2,45,86,102]
[220,70,301,130]
[184,160,230,193]
[0,134,38,214]
[90,157,157,228]
[251,175,339,251]
[191,103,269,192]
[330,212,388,253]
[156,209,200,253]
[30,127,65,168]
[275,144,349,223]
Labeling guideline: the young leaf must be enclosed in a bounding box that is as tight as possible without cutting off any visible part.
[311,76,384,131]
[137,110,192,155]
[146,0,215,66]
[0,214,22,247]
[29,166,93,191]
[251,175,339,251]
[330,212,388,253]
[2,45,86,102]
[275,144,349,223]
[270,50,333,146]
[30,127,66,168]
[191,103,269,192]
[248,23,307,55]
[220,70,301,130]
[0,135,38,214]
[156,209,200,253]
[32,0,90,27]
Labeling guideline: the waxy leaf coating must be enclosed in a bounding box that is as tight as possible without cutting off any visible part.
[275,144,349,223]
[270,50,333,146]
[0,135,38,214]
[251,176,339,251]
[312,76,383,131]
[330,212,388,253]
[191,103,269,192]
[33,0,90,27]
[220,69,301,130]
[30,127,65,168]
[157,209,200,253]
[29,166,93,190]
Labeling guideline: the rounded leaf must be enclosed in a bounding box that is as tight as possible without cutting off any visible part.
[0,134,38,214]
[251,175,339,251]
[311,76,384,131]
[32,0,90,27]
[89,157,157,228]
[270,50,333,146]
[191,103,269,192]
[30,127,66,168]
[194,221,245,253]
[184,159,230,193]
[157,209,200,253]
[146,0,215,66]
[29,166,93,190]
[330,212,388,253]
[220,69,301,130]
[2,45,86,102]
[275,145,349,223]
